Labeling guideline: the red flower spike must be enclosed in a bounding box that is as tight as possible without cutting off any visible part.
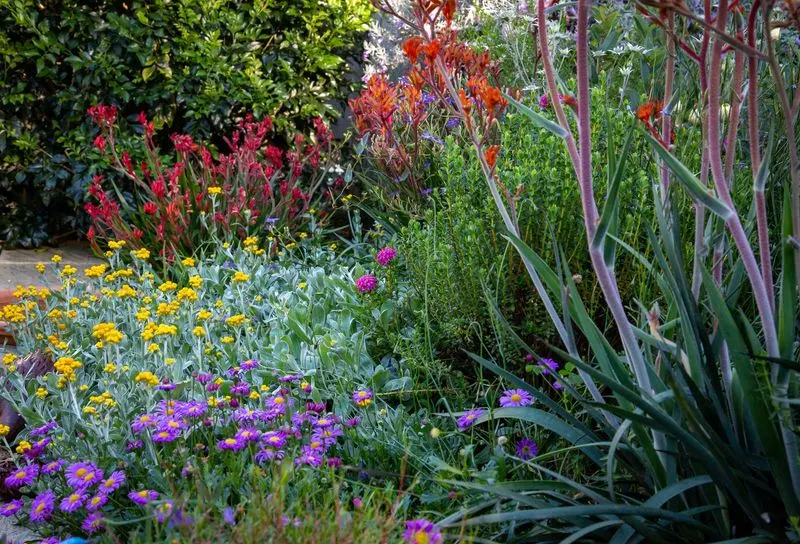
[402,37,424,64]
[486,145,500,168]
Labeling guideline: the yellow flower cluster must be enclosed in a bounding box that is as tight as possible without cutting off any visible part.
[84,264,108,278]
[208,186,222,195]
[88,391,116,408]
[0,425,9,437]
[92,322,124,346]
[136,308,151,321]
[117,284,137,298]
[108,240,127,250]
[54,356,82,379]
[225,314,246,327]
[135,371,159,386]
[132,248,150,260]
[233,271,250,283]
[188,275,203,289]
[104,268,134,282]
[243,237,265,255]
[3,353,17,366]
[156,301,180,316]
[176,287,198,302]
[60,265,78,277]
[12,285,50,299]
[197,309,212,321]
[182,257,196,267]
[158,281,177,293]
[2,304,29,324]
[141,322,178,340]
[192,326,206,337]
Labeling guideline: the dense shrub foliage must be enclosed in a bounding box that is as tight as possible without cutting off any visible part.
[0,0,371,247]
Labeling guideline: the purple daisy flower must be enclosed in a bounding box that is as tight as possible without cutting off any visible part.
[86,493,109,512]
[538,358,559,375]
[131,414,156,433]
[345,417,361,427]
[352,389,373,407]
[41,458,64,475]
[29,421,57,437]
[129,489,159,506]
[278,374,300,383]
[154,501,174,523]
[404,519,443,544]
[218,437,246,451]
[457,408,484,430]
[312,427,342,447]
[254,448,285,463]
[98,470,126,494]
[235,428,261,443]
[294,451,323,467]
[354,274,378,293]
[126,440,143,451]
[29,490,55,523]
[445,116,461,129]
[223,506,236,526]
[152,428,180,443]
[306,402,325,413]
[499,389,533,408]
[312,415,338,428]
[0,499,23,517]
[66,462,103,489]
[156,381,176,391]
[240,359,259,371]
[376,247,398,266]
[182,401,208,418]
[516,438,538,459]
[230,382,250,396]
[4,463,38,488]
[82,512,105,534]
[195,373,213,384]
[261,431,287,449]
[59,491,88,513]
[326,457,343,468]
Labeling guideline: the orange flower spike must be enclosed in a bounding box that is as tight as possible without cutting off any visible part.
[458,89,471,114]
[636,103,653,123]
[422,40,441,62]
[443,0,456,23]
[485,145,500,168]
[562,94,579,113]
[402,37,424,64]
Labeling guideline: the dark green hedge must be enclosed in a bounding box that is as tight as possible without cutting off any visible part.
[0,0,371,247]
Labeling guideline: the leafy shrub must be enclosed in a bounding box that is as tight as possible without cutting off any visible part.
[85,106,345,260]
[0,0,371,247]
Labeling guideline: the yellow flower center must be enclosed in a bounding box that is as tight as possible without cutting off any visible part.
[69,494,80,503]
[35,503,45,514]
[414,531,430,544]
[511,394,522,402]
[76,468,87,477]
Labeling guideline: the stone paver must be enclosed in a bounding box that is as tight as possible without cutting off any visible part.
[0,242,103,289]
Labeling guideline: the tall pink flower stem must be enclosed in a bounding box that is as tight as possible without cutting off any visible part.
[746,0,775,310]
[538,0,652,393]
[707,0,779,358]
[660,12,676,196]
[764,7,800,295]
